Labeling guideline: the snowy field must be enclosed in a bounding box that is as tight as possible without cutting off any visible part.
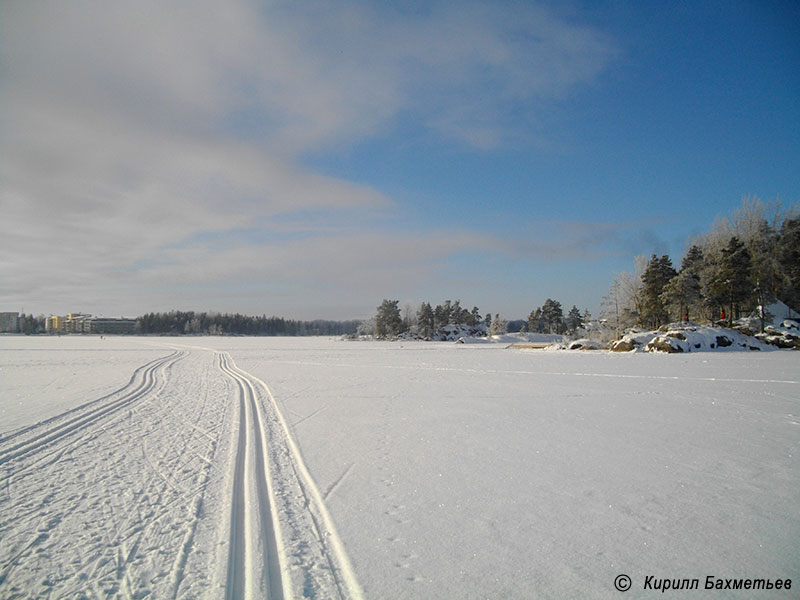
[1,336,798,599]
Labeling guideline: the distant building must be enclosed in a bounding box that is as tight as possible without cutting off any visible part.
[47,313,90,334]
[66,313,91,333]
[46,315,65,334]
[46,313,136,335]
[0,312,20,333]
[89,318,136,335]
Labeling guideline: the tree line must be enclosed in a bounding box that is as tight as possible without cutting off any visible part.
[372,299,487,338]
[135,311,360,336]
[373,298,588,339]
[7,311,360,336]
[527,300,587,335]
[18,313,46,334]
[603,198,800,333]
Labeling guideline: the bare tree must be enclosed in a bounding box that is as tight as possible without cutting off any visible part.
[602,260,645,336]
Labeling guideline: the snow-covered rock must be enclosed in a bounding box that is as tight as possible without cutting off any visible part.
[567,338,606,350]
[731,301,800,349]
[435,325,486,341]
[756,321,800,349]
[737,300,800,332]
[613,323,773,353]
[491,332,563,345]
[609,329,658,352]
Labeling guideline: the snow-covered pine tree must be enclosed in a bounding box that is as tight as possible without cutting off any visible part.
[528,307,542,333]
[489,313,506,335]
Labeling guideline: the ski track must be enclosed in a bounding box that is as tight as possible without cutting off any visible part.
[219,352,286,600]
[0,350,184,470]
[214,351,364,600]
[0,344,363,600]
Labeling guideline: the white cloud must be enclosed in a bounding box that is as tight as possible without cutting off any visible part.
[0,0,617,317]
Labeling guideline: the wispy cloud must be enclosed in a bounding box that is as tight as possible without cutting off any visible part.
[1,0,617,317]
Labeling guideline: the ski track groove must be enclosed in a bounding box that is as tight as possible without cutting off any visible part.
[0,349,174,445]
[219,352,287,600]
[1,350,187,595]
[0,350,185,476]
[109,353,220,598]
[1,345,365,599]
[215,353,365,600]
[1,347,227,599]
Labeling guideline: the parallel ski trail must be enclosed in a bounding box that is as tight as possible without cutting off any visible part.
[1,344,364,599]
[215,351,364,600]
[219,353,286,600]
[0,347,227,599]
[0,350,184,472]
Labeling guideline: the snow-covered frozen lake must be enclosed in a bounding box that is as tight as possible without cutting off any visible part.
[1,336,798,598]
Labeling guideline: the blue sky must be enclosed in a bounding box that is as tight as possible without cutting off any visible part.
[1,1,798,320]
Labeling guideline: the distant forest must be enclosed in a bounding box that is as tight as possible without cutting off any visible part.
[135,311,360,336]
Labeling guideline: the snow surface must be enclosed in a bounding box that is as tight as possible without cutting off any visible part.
[0,335,174,433]
[1,336,798,598]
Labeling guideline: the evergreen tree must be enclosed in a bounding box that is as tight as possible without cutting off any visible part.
[777,216,800,310]
[639,254,677,328]
[416,302,435,339]
[528,307,542,333]
[566,305,583,332]
[450,300,465,325]
[375,299,404,338]
[608,199,800,331]
[661,245,703,322]
[700,246,727,323]
[19,313,44,334]
[540,299,564,333]
[716,236,753,325]
[681,245,705,316]
[732,197,781,301]
[433,301,453,331]
[442,300,452,325]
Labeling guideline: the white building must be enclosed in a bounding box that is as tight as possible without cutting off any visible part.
[0,312,20,333]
